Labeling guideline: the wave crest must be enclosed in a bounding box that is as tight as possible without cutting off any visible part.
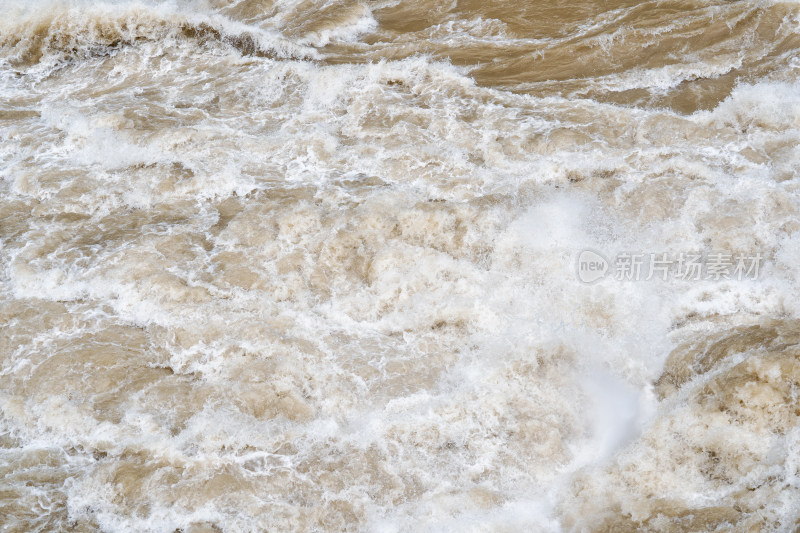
[0,1,316,66]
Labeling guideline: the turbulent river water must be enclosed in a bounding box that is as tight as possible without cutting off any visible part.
[2,0,800,531]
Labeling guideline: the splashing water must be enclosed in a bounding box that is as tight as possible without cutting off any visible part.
[2,0,800,531]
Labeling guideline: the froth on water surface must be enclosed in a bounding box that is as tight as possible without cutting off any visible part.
[2,0,800,531]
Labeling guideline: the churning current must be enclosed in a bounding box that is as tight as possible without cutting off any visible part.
[2,0,800,531]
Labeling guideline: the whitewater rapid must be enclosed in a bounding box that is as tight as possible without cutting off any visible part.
[2,0,800,531]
